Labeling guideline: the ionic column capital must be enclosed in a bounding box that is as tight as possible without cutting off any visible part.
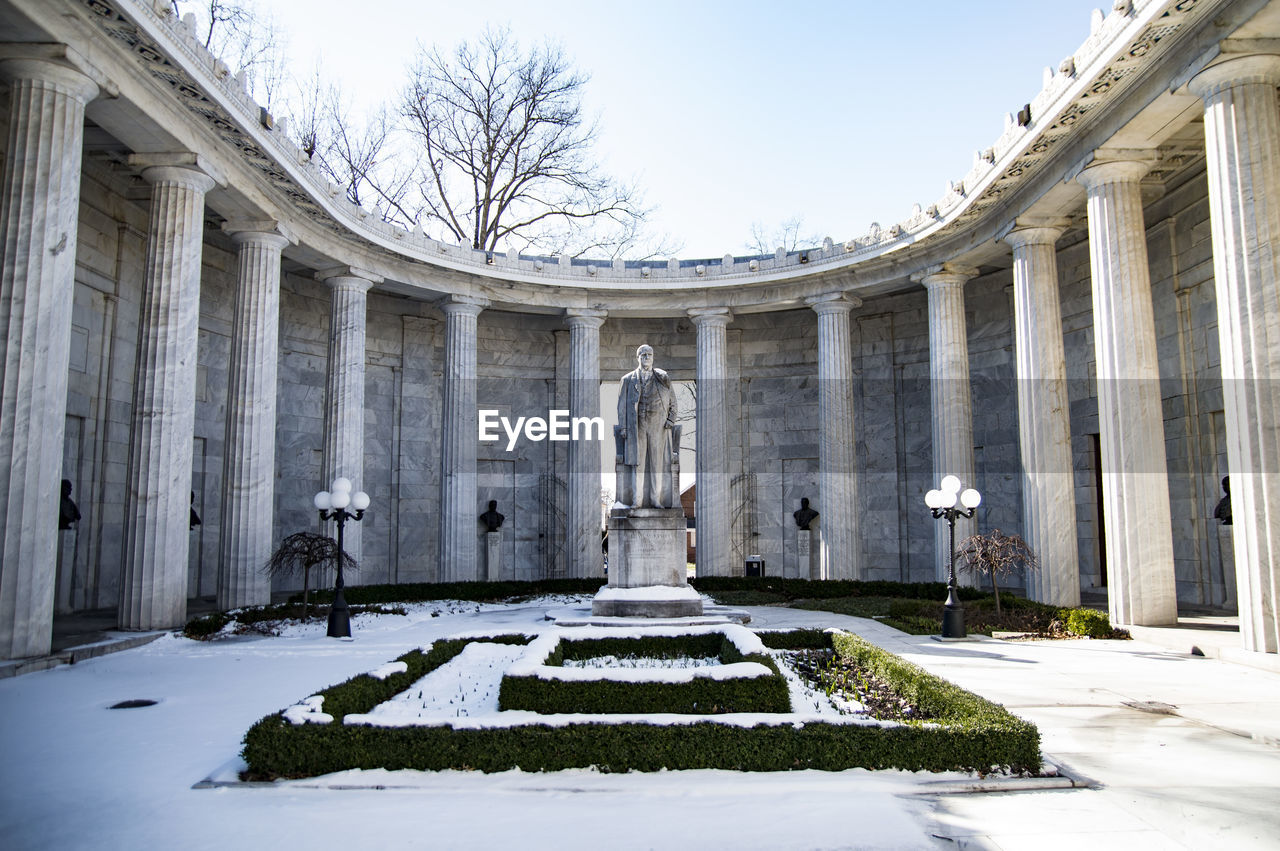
[222,219,297,249]
[565,307,607,330]
[687,307,732,327]
[1188,53,1280,98]
[805,292,861,314]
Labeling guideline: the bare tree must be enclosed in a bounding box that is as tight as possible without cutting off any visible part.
[956,529,1038,615]
[400,27,645,254]
[746,215,821,256]
[263,532,357,618]
[170,0,288,109]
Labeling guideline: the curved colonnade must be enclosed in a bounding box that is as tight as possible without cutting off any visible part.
[1,0,1279,660]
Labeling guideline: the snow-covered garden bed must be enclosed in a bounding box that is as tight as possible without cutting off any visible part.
[242,627,1040,778]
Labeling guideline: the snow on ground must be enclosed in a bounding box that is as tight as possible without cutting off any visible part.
[0,597,943,850]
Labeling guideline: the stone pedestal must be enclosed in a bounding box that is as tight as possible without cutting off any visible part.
[592,507,702,617]
[798,529,818,581]
[484,531,501,582]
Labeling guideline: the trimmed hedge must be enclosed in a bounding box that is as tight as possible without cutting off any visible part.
[242,628,1041,778]
[301,578,604,605]
[498,633,791,715]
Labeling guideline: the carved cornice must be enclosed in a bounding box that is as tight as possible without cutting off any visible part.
[69,0,1222,295]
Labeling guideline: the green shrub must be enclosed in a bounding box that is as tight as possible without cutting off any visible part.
[1064,608,1112,638]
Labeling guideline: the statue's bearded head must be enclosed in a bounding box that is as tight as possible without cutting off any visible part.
[636,345,654,373]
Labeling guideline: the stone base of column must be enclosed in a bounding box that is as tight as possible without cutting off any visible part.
[593,508,702,618]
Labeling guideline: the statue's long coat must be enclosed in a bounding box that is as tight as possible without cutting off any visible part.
[616,367,676,465]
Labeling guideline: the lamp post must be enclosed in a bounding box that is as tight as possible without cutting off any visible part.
[924,475,981,639]
[313,477,370,638]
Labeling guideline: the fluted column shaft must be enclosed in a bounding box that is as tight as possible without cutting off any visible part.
[0,59,97,657]
[566,309,606,579]
[1005,227,1081,607]
[1190,55,1280,653]
[689,309,733,577]
[439,297,486,582]
[217,227,289,609]
[321,273,374,567]
[922,269,978,583]
[807,294,860,580]
[119,164,216,630]
[1078,159,1178,626]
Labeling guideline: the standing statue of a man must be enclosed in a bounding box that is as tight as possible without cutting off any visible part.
[616,344,677,508]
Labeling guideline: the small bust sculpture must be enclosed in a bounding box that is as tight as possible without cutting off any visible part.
[793,497,819,531]
[480,500,505,532]
[59,479,81,530]
[1214,476,1232,526]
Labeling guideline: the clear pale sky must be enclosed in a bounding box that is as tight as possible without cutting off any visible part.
[262,0,1105,258]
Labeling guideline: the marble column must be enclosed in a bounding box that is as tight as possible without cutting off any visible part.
[318,267,378,568]
[806,293,861,580]
[1078,157,1178,626]
[1190,55,1280,653]
[689,308,733,577]
[1005,225,1081,607]
[921,265,979,584]
[216,222,293,609]
[566,308,606,579]
[439,296,487,583]
[0,59,98,657]
[119,160,217,630]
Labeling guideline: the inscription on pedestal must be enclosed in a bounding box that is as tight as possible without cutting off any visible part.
[484,530,501,582]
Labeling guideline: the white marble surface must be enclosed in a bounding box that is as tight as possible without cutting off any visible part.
[0,59,97,657]
[217,227,289,609]
[1006,227,1081,607]
[807,293,861,580]
[439,296,486,582]
[1079,158,1178,627]
[1191,54,1280,654]
[565,309,606,580]
[690,308,732,577]
[922,266,978,584]
[119,163,215,631]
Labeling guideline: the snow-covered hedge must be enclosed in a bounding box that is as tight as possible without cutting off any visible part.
[241,629,1040,778]
[498,628,790,715]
